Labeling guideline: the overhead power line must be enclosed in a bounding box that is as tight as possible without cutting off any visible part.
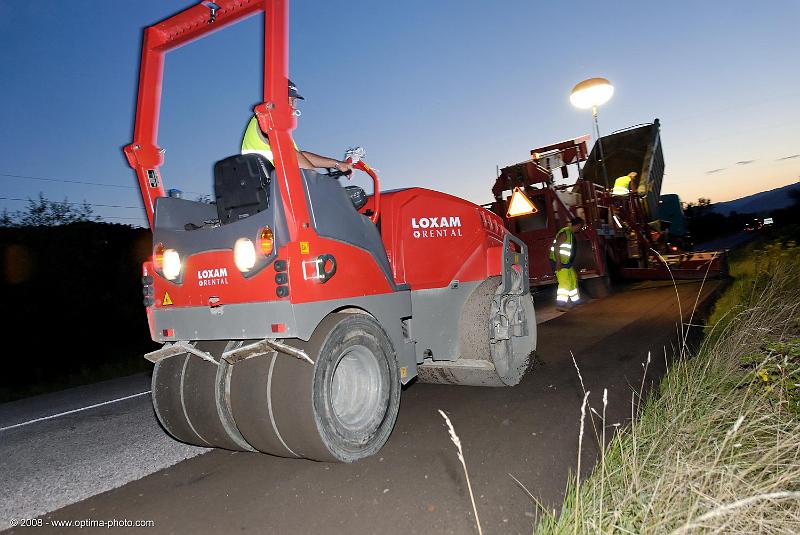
[0,172,205,196]
[0,196,141,210]
[100,216,148,222]
[2,172,136,190]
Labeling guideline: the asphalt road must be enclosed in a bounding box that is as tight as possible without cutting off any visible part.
[693,229,759,252]
[3,280,720,535]
[0,375,208,524]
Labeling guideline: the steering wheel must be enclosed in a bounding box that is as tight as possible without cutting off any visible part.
[325,168,351,179]
[326,160,381,224]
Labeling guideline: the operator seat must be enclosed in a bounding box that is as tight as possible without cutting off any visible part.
[213,154,273,224]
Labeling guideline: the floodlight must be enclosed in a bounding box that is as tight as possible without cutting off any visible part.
[570,78,614,110]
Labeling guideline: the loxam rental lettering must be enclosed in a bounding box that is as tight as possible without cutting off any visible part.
[197,267,229,286]
[411,216,463,238]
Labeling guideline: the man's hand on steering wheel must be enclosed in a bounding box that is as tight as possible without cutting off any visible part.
[326,160,353,179]
[334,160,353,178]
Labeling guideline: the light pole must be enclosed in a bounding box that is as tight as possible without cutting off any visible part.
[570,77,614,187]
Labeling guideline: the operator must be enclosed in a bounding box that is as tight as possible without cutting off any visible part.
[550,217,584,309]
[241,79,352,175]
[612,171,638,196]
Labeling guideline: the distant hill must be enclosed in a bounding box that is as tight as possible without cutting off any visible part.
[710,183,800,216]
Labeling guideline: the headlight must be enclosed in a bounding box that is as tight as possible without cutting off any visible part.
[234,238,256,272]
[162,249,182,280]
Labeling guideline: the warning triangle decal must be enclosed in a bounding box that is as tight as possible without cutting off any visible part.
[162,292,173,306]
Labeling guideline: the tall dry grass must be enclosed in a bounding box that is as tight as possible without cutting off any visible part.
[535,245,800,534]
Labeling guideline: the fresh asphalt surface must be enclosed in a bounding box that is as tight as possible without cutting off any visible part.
[0,375,208,524]
[2,280,720,534]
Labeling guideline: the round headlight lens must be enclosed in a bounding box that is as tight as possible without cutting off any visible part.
[234,238,257,272]
[162,249,182,280]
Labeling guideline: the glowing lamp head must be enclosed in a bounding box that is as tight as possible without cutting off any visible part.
[162,249,182,280]
[234,237,257,273]
[154,242,181,280]
[570,78,614,109]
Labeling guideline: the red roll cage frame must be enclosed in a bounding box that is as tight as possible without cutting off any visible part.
[123,0,308,238]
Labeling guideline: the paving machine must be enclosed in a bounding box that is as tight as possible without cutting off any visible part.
[487,120,726,294]
[126,0,535,462]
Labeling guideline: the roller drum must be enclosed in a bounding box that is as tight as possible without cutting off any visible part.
[417,275,536,386]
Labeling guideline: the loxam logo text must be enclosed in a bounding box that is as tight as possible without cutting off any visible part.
[197,267,228,287]
[411,216,463,239]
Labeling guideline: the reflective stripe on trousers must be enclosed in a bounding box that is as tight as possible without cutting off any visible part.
[555,267,579,304]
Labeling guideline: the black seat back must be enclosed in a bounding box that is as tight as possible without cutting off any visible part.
[214,154,274,224]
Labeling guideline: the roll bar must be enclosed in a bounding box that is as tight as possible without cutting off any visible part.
[124,0,308,238]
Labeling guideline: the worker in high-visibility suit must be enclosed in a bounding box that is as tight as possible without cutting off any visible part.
[612,172,638,196]
[241,79,352,174]
[550,217,585,308]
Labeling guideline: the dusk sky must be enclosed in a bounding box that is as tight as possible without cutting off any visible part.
[1,0,798,226]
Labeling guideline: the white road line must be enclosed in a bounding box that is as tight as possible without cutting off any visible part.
[0,391,152,432]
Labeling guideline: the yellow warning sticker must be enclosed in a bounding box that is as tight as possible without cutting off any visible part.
[162,292,173,306]
[400,367,408,379]
[300,241,310,254]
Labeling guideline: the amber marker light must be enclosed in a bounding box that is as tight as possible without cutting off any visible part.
[258,226,274,256]
[153,243,165,271]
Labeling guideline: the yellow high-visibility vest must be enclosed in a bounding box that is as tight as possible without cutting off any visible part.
[549,226,576,268]
[612,175,632,196]
[240,116,298,164]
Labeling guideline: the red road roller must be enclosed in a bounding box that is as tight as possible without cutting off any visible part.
[127,0,536,462]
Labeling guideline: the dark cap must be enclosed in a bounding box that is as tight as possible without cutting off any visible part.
[288,79,304,100]
[570,217,584,226]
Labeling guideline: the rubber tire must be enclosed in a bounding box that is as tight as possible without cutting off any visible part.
[313,313,401,461]
[152,352,210,447]
[152,341,255,451]
[229,313,401,462]
[183,341,255,451]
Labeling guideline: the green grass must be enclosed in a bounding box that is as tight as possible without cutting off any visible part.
[533,230,800,534]
[707,225,799,337]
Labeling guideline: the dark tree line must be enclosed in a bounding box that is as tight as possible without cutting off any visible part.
[1,195,156,401]
[684,188,800,244]
[1,193,100,227]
